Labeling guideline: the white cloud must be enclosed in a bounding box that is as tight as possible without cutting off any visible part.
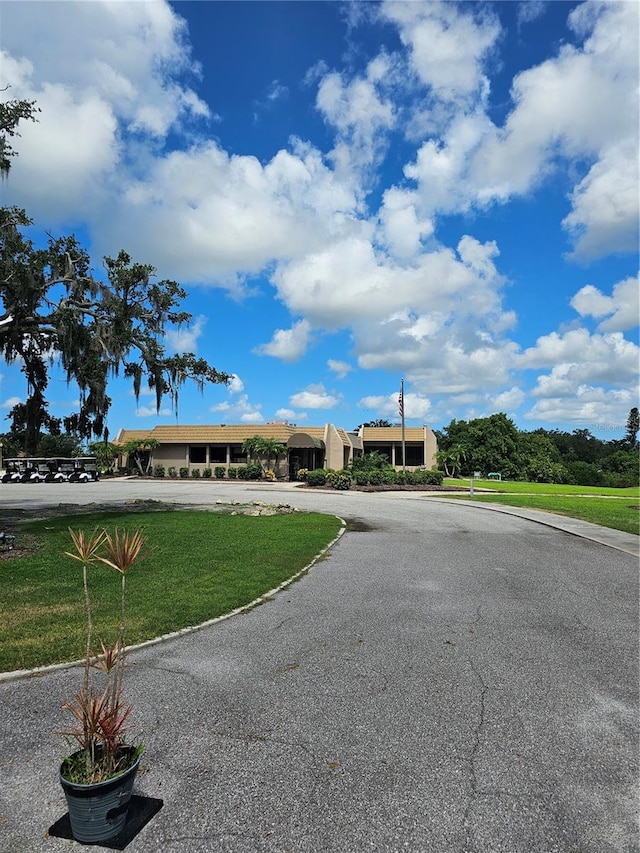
[316,53,396,182]
[562,140,639,260]
[524,385,637,428]
[255,320,313,362]
[570,275,640,333]
[398,0,639,264]
[491,387,526,412]
[289,384,339,409]
[210,393,263,423]
[228,374,245,394]
[0,1,208,221]
[165,315,207,353]
[275,408,296,421]
[327,359,353,379]
[381,1,501,104]
[102,140,358,289]
[135,405,172,417]
[519,328,639,385]
[1,395,22,410]
[360,390,431,421]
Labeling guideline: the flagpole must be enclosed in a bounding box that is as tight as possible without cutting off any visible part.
[400,377,406,471]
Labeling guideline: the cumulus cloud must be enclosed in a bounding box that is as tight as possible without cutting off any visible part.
[165,315,207,353]
[0,1,208,222]
[228,374,245,394]
[289,384,339,409]
[1,395,22,410]
[524,385,637,428]
[135,405,172,417]
[570,275,640,333]
[255,320,313,362]
[519,328,639,385]
[563,140,639,260]
[210,394,263,423]
[327,359,353,379]
[490,387,526,412]
[381,1,500,104]
[359,390,431,421]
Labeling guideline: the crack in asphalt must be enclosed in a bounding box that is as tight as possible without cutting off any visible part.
[462,657,489,845]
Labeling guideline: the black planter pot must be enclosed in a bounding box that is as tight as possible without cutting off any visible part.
[59,749,142,843]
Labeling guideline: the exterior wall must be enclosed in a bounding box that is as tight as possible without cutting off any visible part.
[323,424,347,471]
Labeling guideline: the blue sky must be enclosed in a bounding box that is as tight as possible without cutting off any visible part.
[1,0,638,439]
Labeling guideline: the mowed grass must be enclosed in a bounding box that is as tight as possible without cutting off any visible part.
[441,479,639,534]
[0,510,343,673]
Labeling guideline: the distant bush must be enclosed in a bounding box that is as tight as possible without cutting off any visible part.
[227,467,238,479]
[179,467,189,479]
[326,470,352,490]
[297,468,308,482]
[202,467,212,479]
[306,469,327,487]
[416,469,443,486]
[153,464,165,478]
[191,468,201,479]
[214,466,226,479]
[168,466,177,479]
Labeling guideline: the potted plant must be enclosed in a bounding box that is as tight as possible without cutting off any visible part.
[58,527,148,844]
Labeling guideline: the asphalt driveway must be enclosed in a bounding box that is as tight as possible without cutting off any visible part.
[0,480,638,852]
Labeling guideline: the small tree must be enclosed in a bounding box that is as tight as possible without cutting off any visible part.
[88,440,119,473]
[121,438,159,475]
[242,436,287,475]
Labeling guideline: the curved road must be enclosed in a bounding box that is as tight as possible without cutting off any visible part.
[0,480,637,853]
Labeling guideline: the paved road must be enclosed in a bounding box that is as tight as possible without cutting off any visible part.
[0,480,638,852]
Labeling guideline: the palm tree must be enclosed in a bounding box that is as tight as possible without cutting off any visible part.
[436,445,467,478]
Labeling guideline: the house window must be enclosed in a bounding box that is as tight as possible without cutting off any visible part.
[404,445,424,466]
[230,444,246,463]
[189,446,207,464]
[209,445,226,463]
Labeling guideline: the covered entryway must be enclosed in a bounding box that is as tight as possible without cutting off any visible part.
[287,433,325,480]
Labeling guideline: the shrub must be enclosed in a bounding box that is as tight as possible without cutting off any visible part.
[381,468,397,485]
[153,464,165,478]
[179,467,189,479]
[244,462,263,480]
[367,470,382,485]
[327,470,352,490]
[415,469,443,486]
[264,469,276,481]
[191,468,201,478]
[227,467,238,479]
[297,468,308,482]
[202,467,212,479]
[306,469,327,487]
[214,466,226,479]
[168,466,177,479]
[354,471,370,486]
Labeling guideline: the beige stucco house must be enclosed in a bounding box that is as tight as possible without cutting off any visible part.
[114,422,438,479]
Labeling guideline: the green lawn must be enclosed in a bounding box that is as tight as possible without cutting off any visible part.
[440,480,639,534]
[0,509,343,673]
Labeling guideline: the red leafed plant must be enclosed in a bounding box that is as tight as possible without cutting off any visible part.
[59,527,148,784]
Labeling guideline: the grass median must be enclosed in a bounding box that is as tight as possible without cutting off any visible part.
[440,480,639,535]
[0,509,343,674]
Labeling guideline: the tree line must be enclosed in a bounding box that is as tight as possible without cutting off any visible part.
[435,410,639,487]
